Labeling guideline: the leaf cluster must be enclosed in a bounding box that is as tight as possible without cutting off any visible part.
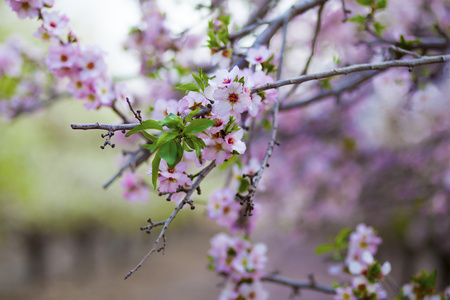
[314,227,351,261]
[125,110,214,189]
[207,15,230,52]
[177,67,213,94]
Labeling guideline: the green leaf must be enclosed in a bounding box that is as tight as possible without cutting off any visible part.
[157,114,180,126]
[142,131,158,142]
[237,177,250,194]
[0,76,18,98]
[125,119,163,137]
[373,22,386,36]
[314,243,335,255]
[174,142,184,168]
[187,134,206,148]
[184,135,197,150]
[184,119,215,134]
[176,83,200,93]
[185,108,201,123]
[164,118,184,131]
[151,151,161,189]
[356,0,373,6]
[348,14,366,25]
[335,227,351,247]
[153,131,179,151]
[159,140,178,166]
[192,73,204,92]
[320,78,332,90]
[141,119,164,131]
[375,0,387,9]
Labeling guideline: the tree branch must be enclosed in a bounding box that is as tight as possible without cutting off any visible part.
[124,161,216,280]
[251,54,450,93]
[280,70,381,110]
[262,274,336,295]
[70,122,140,131]
[235,0,329,68]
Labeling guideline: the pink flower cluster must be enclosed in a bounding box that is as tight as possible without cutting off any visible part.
[208,233,268,300]
[7,0,131,111]
[121,171,149,203]
[6,0,53,19]
[152,160,192,194]
[333,224,391,300]
[125,0,179,74]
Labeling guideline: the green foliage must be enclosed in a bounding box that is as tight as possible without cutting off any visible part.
[176,83,200,93]
[356,0,387,9]
[349,14,367,25]
[398,34,422,50]
[0,75,18,98]
[320,78,332,90]
[261,54,277,75]
[314,227,351,260]
[125,113,215,189]
[177,67,212,94]
[207,15,230,51]
[237,176,250,194]
[373,22,386,36]
[412,270,437,293]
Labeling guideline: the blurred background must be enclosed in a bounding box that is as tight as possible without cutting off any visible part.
[1,0,450,299]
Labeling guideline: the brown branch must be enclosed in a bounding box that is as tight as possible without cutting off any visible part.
[70,122,140,131]
[124,161,216,280]
[280,70,381,110]
[251,54,450,93]
[235,0,329,68]
[301,3,325,75]
[262,274,336,295]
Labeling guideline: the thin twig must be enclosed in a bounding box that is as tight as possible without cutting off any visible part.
[240,15,289,215]
[71,122,140,131]
[103,148,143,189]
[235,0,329,68]
[283,2,325,100]
[262,274,336,294]
[340,0,351,22]
[280,70,381,110]
[388,45,422,58]
[124,161,216,280]
[251,54,450,93]
[301,3,325,75]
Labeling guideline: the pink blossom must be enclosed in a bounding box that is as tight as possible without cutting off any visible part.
[114,82,134,108]
[41,11,69,37]
[246,45,272,65]
[212,82,252,116]
[46,43,80,74]
[223,129,246,154]
[150,160,192,193]
[237,281,269,300]
[151,98,179,120]
[121,172,149,203]
[203,137,231,165]
[0,45,22,77]
[78,46,107,81]
[6,0,43,19]
[207,188,241,228]
[334,286,356,300]
[93,78,115,106]
[209,66,240,88]
[177,91,209,115]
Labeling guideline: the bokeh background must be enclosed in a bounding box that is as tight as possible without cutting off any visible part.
[1,0,450,299]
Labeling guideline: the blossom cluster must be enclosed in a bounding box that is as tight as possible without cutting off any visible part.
[0,36,54,119]
[333,224,391,300]
[147,58,277,201]
[6,0,132,110]
[208,233,268,300]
